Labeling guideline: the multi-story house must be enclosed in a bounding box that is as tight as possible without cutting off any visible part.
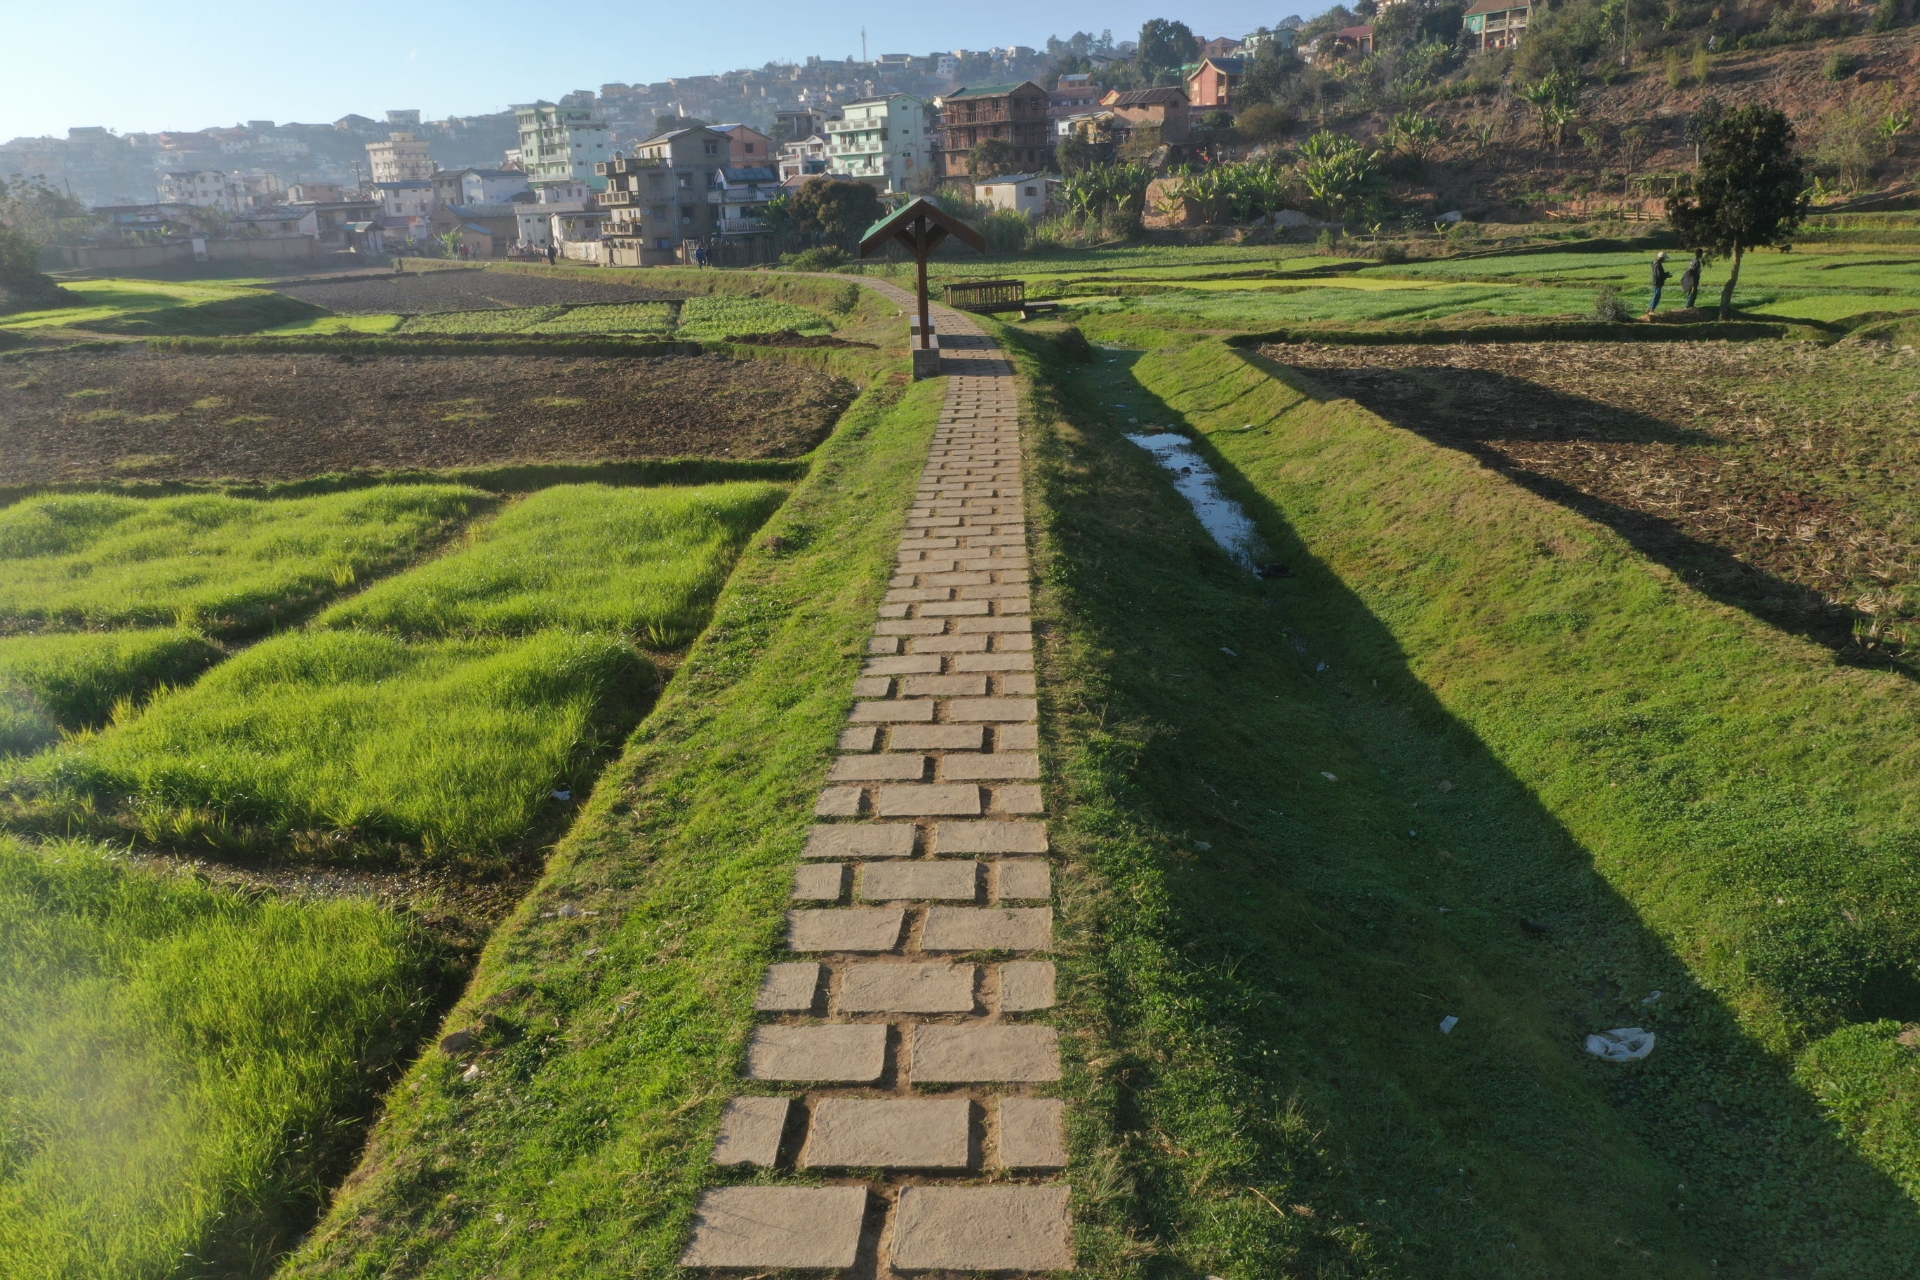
[1464,0,1532,50]
[933,81,1051,179]
[709,165,781,264]
[514,101,611,193]
[824,94,932,193]
[374,181,434,220]
[157,170,245,213]
[431,167,532,207]
[1100,88,1191,146]
[1048,73,1103,121]
[710,124,775,166]
[778,134,830,182]
[365,132,434,183]
[1184,57,1246,110]
[597,125,728,266]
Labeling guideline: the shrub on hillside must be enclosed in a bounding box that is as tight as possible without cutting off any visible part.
[777,246,849,272]
[1591,283,1632,322]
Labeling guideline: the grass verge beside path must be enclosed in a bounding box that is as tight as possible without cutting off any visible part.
[281,373,941,1279]
[0,835,459,1280]
[1000,325,1920,1275]
[0,487,484,638]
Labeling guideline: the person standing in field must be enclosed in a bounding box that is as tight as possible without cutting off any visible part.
[1648,251,1670,317]
[1679,252,1703,309]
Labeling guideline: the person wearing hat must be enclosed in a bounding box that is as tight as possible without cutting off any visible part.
[1647,251,1670,317]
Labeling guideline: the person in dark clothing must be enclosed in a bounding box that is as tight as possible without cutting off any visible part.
[1679,252,1703,309]
[1648,251,1669,316]
[546,243,557,266]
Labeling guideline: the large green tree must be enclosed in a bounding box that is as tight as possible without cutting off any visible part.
[789,178,886,250]
[966,138,1018,179]
[1667,104,1809,319]
[1136,18,1198,76]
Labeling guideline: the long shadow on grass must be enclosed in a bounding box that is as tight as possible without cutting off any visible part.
[1034,344,1920,1276]
[1285,361,1881,665]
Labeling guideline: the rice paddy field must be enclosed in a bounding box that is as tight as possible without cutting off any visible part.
[0,299,820,1274]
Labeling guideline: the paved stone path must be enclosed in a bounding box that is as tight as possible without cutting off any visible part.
[680,285,1072,1274]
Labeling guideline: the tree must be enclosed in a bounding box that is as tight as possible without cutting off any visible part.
[1136,18,1197,75]
[789,178,886,249]
[1235,101,1294,146]
[1238,44,1303,106]
[1520,71,1582,147]
[967,138,1017,179]
[1666,104,1809,319]
[1386,110,1441,163]
[1056,132,1096,175]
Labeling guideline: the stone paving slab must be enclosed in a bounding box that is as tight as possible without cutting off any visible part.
[788,908,907,952]
[941,752,1042,781]
[745,1025,888,1083]
[889,1185,1073,1271]
[800,1098,970,1169]
[712,1096,792,1167]
[875,784,982,817]
[995,860,1052,901]
[858,860,979,901]
[679,1186,868,1269]
[945,698,1037,722]
[804,825,916,859]
[828,754,929,782]
[814,786,863,817]
[839,725,880,751]
[912,1025,1062,1082]
[889,724,986,750]
[840,962,978,1013]
[921,907,1052,952]
[997,1098,1068,1169]
[999,960,1057,1012]
[790,863,845,901]
[756,962,824,1012]
[849,700,937,723]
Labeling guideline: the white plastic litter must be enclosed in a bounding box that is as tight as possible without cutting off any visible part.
[1439,1015,1459,1034]
[1585,1027,1656,1062]
[1321,771,1339,782]
[1220,646,1238,657]
[1642,990,1664,1005]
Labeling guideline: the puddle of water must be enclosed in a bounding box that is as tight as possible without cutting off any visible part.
[1125,431,1265,572]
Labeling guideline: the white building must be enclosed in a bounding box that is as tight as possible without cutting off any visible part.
[824,94,932,193]
[778,134,829,182]
[514,100,611,193]
[515,182,597,249]
[157,170,244,214]
[936,54,959,78]
[374,181,435,219]
[366,132,435,183]
[973,172,1055,219]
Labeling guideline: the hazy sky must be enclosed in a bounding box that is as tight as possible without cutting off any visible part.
[6,0,1325,140]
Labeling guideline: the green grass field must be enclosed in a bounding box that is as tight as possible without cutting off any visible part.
[0,279,277,333]
[44,629,651,857]
[0,630,222,755]
[0,835,454,1280]
[280,375,943,1279]
[0,487,483,637]
[319,482,789,647]
[990,325,1920,1274]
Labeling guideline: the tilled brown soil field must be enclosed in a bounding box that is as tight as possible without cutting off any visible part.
[1267,339,1920,661]
[270,268,685,314]
[2,348,853,482]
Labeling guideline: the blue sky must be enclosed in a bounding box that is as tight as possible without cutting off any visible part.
[5,0,1329,140]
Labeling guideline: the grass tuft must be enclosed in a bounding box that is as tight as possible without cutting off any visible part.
[0,835,455,1279]
[0,630,222,754]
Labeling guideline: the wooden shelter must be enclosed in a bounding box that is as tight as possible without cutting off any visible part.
[859,198,986,377]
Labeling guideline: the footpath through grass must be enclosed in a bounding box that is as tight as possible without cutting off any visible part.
[282,373,940,1278]
[0,487,484,638]
[0,835,458,1280]
[1000,324,1920,1276]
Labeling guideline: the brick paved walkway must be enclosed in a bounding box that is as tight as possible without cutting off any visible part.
[679,285,1071,1274]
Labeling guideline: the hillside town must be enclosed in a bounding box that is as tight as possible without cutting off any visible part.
[0,14,1476,269]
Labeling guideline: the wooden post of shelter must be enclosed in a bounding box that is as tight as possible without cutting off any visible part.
[859,198,986,379]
